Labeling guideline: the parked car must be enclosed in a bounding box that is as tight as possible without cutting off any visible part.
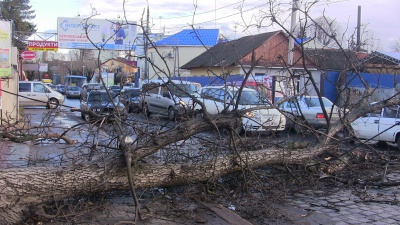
[65,86,81,99]
[140,80,201,120]
[200,85,286,133]
[277,96,341,133]
[120,88,142,113]
[80,90,127,122]
[55,84,66,94]
[45,83,56,90]
[109,85,121,95]
[80,83,105,101]
[19,81,64,109]
[351,104,400,150]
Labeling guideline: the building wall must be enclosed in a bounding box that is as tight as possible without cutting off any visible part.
[1,47,19,124]
[147,46,208,79]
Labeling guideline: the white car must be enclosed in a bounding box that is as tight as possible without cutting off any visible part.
[200,86,286,133]
[351,104,400,149]
[277,96,341,133]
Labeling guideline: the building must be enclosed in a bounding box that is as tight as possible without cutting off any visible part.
[146,29,220,79]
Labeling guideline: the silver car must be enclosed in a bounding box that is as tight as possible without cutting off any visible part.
[278,96,341,133]
[65,86,81,99]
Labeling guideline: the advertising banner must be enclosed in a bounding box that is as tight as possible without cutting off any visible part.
[57,17,137,51]
[0,21,12,78]
[28,41,58,51]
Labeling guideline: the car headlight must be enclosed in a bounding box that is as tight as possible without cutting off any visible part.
[245,111,255,118]
[179,100,187,106]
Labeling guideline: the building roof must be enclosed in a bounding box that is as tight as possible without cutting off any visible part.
[154,29,220,47]
[304,49,360,71]
[357,51,400,66]
[181,31,280,69]
[102,57,137,68]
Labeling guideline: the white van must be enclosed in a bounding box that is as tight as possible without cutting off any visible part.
[140,79,201,120]
[19,81,65,109]
[200,85,286,133]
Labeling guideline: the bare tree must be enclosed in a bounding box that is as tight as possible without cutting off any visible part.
[391,37,400,52]
[1,1,400,224]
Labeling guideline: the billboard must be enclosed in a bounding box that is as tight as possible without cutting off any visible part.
[57,17,137,51]
[0,20,12,78]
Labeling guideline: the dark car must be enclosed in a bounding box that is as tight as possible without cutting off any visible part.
[65,86,81,99]
[80,83,105,101]
[80,90,127,122]
[55,84,66,94]
[120,88,142,113]
[109,85,121,95]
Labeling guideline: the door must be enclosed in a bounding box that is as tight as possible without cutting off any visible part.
[352,111,381,140]
[18,83,32,106]
[32,83,50,106]
[377,106,400,142]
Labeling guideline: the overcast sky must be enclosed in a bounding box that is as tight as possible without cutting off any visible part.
[30,0,399,52]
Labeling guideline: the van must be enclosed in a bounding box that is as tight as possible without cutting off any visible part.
[200,85,286,133]
[140,79,201,120]
[19,81,65,109]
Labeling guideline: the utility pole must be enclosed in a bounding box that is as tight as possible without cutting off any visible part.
[286,0,298,96]
[356,6,361,52]
[143,6,150,80]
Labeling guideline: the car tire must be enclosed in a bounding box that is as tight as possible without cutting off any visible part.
[168,107,175,121]
[396,137,400,151]
[144,104,151,117]
[47,98,59,109]
[294,117,306,134]
[83,113,91,122]
[128,104,133,113]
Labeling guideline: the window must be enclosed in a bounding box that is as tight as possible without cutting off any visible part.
[143,83,159,94]
[19,83,31,92]
[33,83,45,93]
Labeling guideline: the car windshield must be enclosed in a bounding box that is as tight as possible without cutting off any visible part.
[88,92,116,102]
[168,83,198,97]
[303,97,333,108]
[237,90,269,105]
[69,86,80,91]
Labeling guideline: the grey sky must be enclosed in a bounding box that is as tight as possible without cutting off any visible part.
[32,0,399,52]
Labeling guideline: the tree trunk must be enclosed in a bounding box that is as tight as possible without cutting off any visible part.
[0,142,329,224]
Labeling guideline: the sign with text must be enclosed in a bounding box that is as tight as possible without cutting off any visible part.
[28,41,58,51]
[39,63,48,72]
[20,51,36,60]
[57,17,137,51]
[0,21,12,78]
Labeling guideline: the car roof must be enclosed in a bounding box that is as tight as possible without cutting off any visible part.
[202,85,255,92]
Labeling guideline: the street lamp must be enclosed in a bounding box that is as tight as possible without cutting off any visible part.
[82,66,85,76]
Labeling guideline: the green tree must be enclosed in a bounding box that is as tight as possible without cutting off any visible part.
[0,0,36,40]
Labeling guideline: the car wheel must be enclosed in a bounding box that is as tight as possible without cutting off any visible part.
[235,124,245,135]
[83,113,91,122]
[144,104,151,117]
[128,104,133,113]
[168,107,175,121]
[47,98,59,109]
[294,117,306,134]
[194,110,203,119]
[396,136,400,151]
